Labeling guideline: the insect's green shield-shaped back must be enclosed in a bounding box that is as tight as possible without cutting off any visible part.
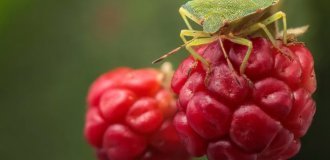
[182,0,278,33]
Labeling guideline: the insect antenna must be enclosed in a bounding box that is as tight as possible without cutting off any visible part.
[152,38,196,64]
[152,46,183,64]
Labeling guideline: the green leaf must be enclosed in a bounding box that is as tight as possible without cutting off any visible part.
[182,0,277,33]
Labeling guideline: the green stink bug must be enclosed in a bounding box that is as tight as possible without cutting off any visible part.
[154,0,287,75]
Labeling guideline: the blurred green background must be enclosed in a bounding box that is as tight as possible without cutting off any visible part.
[0,0,329,159]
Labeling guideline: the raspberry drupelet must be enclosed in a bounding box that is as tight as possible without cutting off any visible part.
[172,37,316,160]
[84,66,190,160]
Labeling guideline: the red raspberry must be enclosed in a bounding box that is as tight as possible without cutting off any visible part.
[84,67,190,160]
[172,37,317,160]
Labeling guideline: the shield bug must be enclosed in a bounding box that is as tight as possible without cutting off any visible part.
[154,0,287,75]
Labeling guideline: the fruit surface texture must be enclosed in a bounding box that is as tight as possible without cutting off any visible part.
[84,67,190,160]
[172,37,317,160]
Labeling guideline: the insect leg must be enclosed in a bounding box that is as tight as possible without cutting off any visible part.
[218,37,235,72]
[240,11,287,44]
[256,23,292,59]
[186,37,218,67]
[179,7,203,30]
[180,29,211,43]
[225,36,253,75]
[257,23,276,46]
[261,11,287,44]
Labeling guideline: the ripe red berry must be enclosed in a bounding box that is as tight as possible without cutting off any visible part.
[172,37,317,160]
[85,67,190,160]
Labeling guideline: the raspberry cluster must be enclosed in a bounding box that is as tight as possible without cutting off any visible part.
[172,37,316,160]
[84,68,190,160]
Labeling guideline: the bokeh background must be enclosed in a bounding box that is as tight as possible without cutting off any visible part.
[0,0,329,159]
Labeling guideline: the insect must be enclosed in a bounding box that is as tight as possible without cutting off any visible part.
[153,0,287,75]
